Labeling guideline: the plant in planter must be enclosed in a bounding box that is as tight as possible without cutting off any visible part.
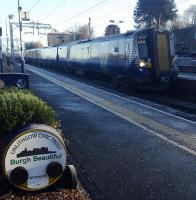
[0,88,77,197]
[0,87,58,138]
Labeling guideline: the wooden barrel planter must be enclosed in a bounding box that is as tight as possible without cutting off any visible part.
[1,124,77,192]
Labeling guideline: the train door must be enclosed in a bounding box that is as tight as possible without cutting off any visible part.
[124,40,131,68]
[67,47,71,67]
[100,42,108,72]
[154,31,171,80]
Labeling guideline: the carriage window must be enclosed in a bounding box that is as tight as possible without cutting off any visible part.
[125,43,130,60]
[114,47,119,53]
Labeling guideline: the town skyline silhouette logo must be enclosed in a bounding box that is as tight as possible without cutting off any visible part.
[16,147,56,158]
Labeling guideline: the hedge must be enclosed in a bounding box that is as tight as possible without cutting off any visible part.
[0,88,57,137]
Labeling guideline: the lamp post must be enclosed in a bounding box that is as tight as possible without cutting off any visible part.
[9,14,14,62]
[17,0,25,73]
[5,18,9,55]
[109,20,124,34]
[0,27,3,73]
[88,17,91,39]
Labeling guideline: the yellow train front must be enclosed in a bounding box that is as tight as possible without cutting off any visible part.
[125,28,178,89]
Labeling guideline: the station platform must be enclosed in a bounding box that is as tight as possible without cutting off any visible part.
[26,65,196,200]
[176,56,196,85]
[178,72,196,81]
[176,56,196,73]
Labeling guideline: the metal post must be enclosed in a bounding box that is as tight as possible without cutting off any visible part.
[5,19,9,55]
[33,22,35,35]
[88,17,91,39]
[17,0,25,73]
[9,15,14,63]
[37,21,40,35]
[0,29,3,73]
[73,32,75,41]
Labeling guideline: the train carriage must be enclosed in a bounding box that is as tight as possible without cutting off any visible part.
[24,28,178,90]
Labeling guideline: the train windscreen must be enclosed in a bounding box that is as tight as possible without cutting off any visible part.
[137,35,149,62]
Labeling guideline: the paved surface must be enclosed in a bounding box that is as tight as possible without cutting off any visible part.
[27,65,196,200]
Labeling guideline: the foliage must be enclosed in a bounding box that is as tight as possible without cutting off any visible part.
[183,5,196,26]
[78,24,94,40]
[171,5,196,29]
[68,24,94,41]
[105,24,120,36]
[24,41,44,50]
[171,15,188,29]
[0,88,57,137]
[133,0,178,28]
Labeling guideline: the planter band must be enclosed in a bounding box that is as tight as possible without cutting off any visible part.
[2,124,67,191]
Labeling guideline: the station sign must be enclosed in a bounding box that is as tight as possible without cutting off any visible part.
[3,125,67,191]
[21,11,30,21]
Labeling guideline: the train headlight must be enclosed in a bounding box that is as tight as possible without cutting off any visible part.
[139,61,146,67]
[16,79,27,89]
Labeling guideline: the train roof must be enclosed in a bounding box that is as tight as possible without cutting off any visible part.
[58,30,137,47]
[58,28,162,47]
[26,28,167,50]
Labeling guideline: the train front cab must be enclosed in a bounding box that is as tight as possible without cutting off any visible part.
[136,28,177,89]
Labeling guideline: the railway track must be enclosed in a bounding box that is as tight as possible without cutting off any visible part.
[27,64,196,122]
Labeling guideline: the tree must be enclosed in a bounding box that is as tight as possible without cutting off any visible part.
[78,25,88,40]
[171,14,191,29]
[104,24,120,36]
[69,24,94,41]
[133,0,178,28]
[78,24,94,40]
[24,41,44,50]
[171,5,196,29]
[184,5,196,25]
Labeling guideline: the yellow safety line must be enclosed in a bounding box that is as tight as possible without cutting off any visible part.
[28,67,196,156]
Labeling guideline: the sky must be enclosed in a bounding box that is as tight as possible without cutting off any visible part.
[0,0,195,48]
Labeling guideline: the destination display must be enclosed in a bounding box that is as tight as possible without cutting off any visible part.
[3,126,67,191]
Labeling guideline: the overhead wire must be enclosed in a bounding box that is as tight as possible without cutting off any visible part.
[38,0,133,41]
[21,0,41,38]
[41,0,66,22]
[55,0,108,27]
[94,4,131,20]
[28,0,41,11]
[25,0,66,42]
[95,14,134,31]
[54,0,131,31]
[37,0,110,41]
[57,3,132,31]
[72,0,116,19]
[38,0,188,42]
[85,1,136,36]
[52,0,115,29]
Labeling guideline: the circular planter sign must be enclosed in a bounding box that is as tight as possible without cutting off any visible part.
[2,124,67,191]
